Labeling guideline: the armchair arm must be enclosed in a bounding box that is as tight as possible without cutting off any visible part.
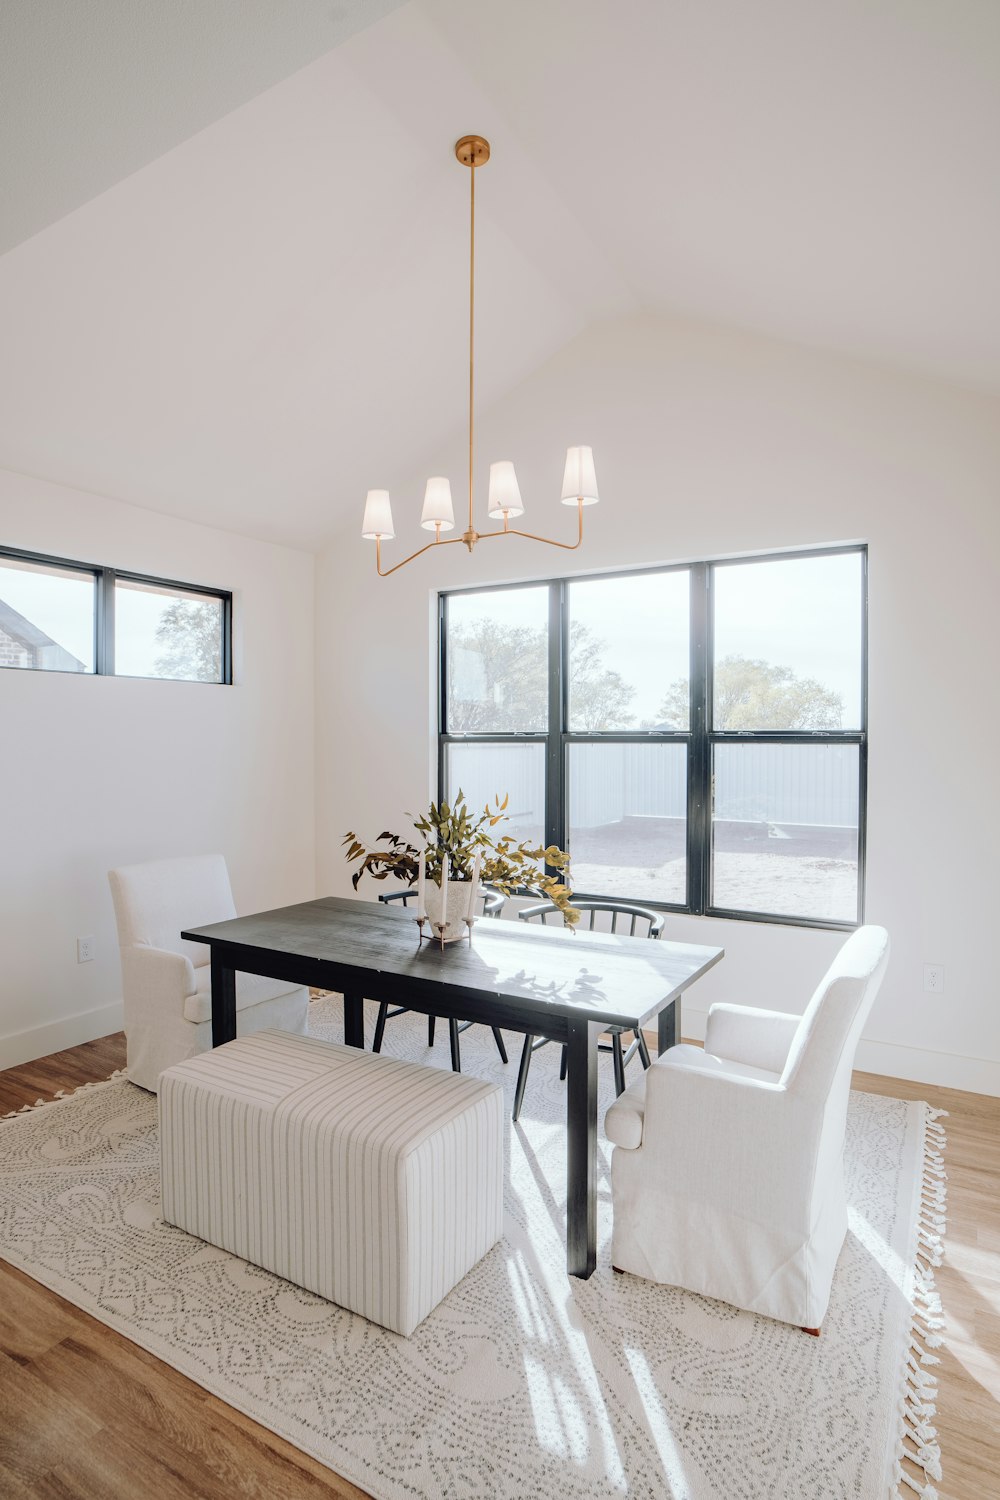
[704,1003,801,1075]
[121,945,197,1013]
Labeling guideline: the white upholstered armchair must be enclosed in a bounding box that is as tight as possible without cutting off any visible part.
[108,855,309,1092]
[605,925,890,1331]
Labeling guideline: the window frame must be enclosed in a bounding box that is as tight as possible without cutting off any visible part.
[0,544,233,684]
[438,544,867,931]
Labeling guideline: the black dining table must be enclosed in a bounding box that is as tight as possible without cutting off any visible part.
[182,895,724,1279]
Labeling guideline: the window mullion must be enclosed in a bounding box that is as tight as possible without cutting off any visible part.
[855,735,868,924]
[222,592,233,686]
[438,593,449,735]
[437,593,448,806]
[544,580,564,872]
[687,562,710,913]
[857,547,869,924]
[96,566,115,676]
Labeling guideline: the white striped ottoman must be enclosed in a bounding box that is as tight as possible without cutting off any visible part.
[158,1029,505,1336]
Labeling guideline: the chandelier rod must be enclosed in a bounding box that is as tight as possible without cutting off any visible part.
[468,141,476,536]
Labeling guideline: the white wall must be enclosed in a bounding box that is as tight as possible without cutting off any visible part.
[316,311,1000,1095]
[0,469,316,1068]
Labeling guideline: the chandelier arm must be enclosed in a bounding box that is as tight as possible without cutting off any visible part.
[444,500,586,554]
[375,533,466,578]
[497,528,585,552]
[499,499,586,551]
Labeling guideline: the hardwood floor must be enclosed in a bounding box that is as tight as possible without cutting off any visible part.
[0,1033,126,1114]
[1,1036,997,1499]
[852,1069,1000,1500]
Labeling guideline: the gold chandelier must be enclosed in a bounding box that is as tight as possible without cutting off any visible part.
[362,136,600,577]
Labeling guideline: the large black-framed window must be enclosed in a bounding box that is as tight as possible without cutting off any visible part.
[439,545,867,930]
[0,544,232,684]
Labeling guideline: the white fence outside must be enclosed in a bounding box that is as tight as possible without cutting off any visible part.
[450,740,859,836]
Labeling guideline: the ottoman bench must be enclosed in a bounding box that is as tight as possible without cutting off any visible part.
[158,1028,504,1336]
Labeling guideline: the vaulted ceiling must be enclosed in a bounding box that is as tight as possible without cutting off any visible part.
[1,0,998,549]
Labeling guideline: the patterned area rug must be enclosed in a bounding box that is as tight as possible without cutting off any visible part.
[0,1000,947,1499]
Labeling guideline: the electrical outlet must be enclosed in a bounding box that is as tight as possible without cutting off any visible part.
[923,964,944,995]
[77,936,96,964]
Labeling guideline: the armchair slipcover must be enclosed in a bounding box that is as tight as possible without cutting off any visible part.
[605,925,890,1330]
[108,855,309,1092]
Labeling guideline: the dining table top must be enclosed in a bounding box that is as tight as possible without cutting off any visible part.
[183,893,724,1033]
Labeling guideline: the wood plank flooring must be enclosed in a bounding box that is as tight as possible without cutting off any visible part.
[852,1069,1000,1500]
[1,1034,997,1499]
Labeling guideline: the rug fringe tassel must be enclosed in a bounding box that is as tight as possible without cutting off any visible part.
[1,1069,127,1120]
[892,1105,948,1500]
[896,1471,940,1500]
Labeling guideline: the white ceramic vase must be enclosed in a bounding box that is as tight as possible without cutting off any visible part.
[423,879,480,943]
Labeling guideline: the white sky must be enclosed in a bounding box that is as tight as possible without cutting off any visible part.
[448,553,863,728]
[114,582,193,676]
[449,586,548,635]
[714,554,863,726]
[569,571,688,725]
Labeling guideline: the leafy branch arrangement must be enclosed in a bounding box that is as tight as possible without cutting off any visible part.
[343,790,580,926]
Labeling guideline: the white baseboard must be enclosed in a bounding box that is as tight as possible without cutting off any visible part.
[0,1001,124,1072]
[679,1003,1000,1098]
[851,1037,1000,1098]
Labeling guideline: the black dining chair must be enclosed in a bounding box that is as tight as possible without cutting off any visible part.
[512,900,665,1123]
[373,887,509,1072]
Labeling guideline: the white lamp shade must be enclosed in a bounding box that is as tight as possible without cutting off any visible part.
[420,476,455,532]
[487,460,524,519]
[361,489,395,539]
[560,445,600,506]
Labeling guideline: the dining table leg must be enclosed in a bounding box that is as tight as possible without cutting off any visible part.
[343,992,365,1049]
[210,951,237,1046]
[657,997,680,1054]
[565,1016,599,1278]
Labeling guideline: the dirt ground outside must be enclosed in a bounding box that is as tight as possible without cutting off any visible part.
[569,818,857,921]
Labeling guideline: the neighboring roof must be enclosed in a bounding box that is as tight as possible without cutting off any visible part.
[0,597,86,670]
